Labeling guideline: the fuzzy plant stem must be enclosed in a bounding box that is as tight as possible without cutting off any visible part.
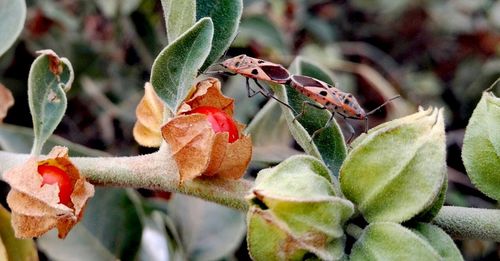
[1,149,500,241]
[0,147,252,211]
[431,206,500,241]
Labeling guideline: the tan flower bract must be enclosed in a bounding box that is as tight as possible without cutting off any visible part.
[161,78,252,183]
[133,82,164,147]
[3,146,94,239]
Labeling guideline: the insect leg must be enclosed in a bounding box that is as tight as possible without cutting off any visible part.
[252,79,297,114]
[340,117,356,144]
[246,78,261,97]
[310,111,336,142]
[293,101,326,123]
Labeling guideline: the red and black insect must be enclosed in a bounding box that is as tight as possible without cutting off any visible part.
[218,55,296,112]
[289,74,399,142]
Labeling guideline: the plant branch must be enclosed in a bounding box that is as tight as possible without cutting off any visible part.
[0,147,252,211]
[2,149,500,241]
[433,206,500,242]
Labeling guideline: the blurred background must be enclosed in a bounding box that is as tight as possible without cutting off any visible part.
[0,0,499,260]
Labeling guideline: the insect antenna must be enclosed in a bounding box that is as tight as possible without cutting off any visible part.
[365,95,401,116]
[364,95,401,133]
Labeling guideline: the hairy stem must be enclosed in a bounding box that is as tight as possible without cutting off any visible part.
[2,149,500,241]
[432,206,500,242]
[0,147,252,211]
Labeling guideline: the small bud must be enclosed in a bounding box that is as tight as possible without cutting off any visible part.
[246,155,354,260]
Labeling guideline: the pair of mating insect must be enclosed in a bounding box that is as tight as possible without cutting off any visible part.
[215,54,399,143]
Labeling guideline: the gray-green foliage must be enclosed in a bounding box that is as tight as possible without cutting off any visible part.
[28,50,74,155]
[462,90,500,200]
[161,0,196,43]
[150,18,213,112]
[0,0,26,57]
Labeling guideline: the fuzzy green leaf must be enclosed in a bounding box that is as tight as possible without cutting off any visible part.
[196,0,242,72]
[462,91,500,200]
[247,155,354,260]
[411,223,463,261]
[0,0,26,57]
[161,0,196,42]
[0,205,38,261]
[272,57,347,177]
[340,108,446,223]
[28,50,74,155]
[150,18,213,112]
[350,222,441,261]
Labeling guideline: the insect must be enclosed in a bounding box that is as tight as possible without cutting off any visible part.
[289,74,400,143]
[217,55,296,113]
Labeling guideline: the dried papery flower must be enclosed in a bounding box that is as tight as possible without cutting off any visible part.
[3,146,94,239]
[133,82,164,147]
[161,77,252,183]
[0,83,14,123]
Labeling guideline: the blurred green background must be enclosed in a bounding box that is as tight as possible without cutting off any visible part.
[1,0,499,260]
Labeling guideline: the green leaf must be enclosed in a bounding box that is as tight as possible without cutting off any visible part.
[247,155,354,260]
[0,205,38,261]
[462,91,500,200]
[0,0,26,57]
[340,108,446,223]
[167,194,246,261]
[411,223,464,261]
[38,188,143,261]
[161,0,196,43]
[0,123,108,157]
[150,18,213,112]
[350,222,441,261]
[28,50,74,155]
[196,0,243,72]
[272,56,347,177]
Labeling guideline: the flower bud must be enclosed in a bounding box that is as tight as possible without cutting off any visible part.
[340,107,446,223]
[246,155,354,260]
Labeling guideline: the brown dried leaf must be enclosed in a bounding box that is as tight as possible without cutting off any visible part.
[3,146,94,238]
[133,82,164,147]
[0,83,14,123]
